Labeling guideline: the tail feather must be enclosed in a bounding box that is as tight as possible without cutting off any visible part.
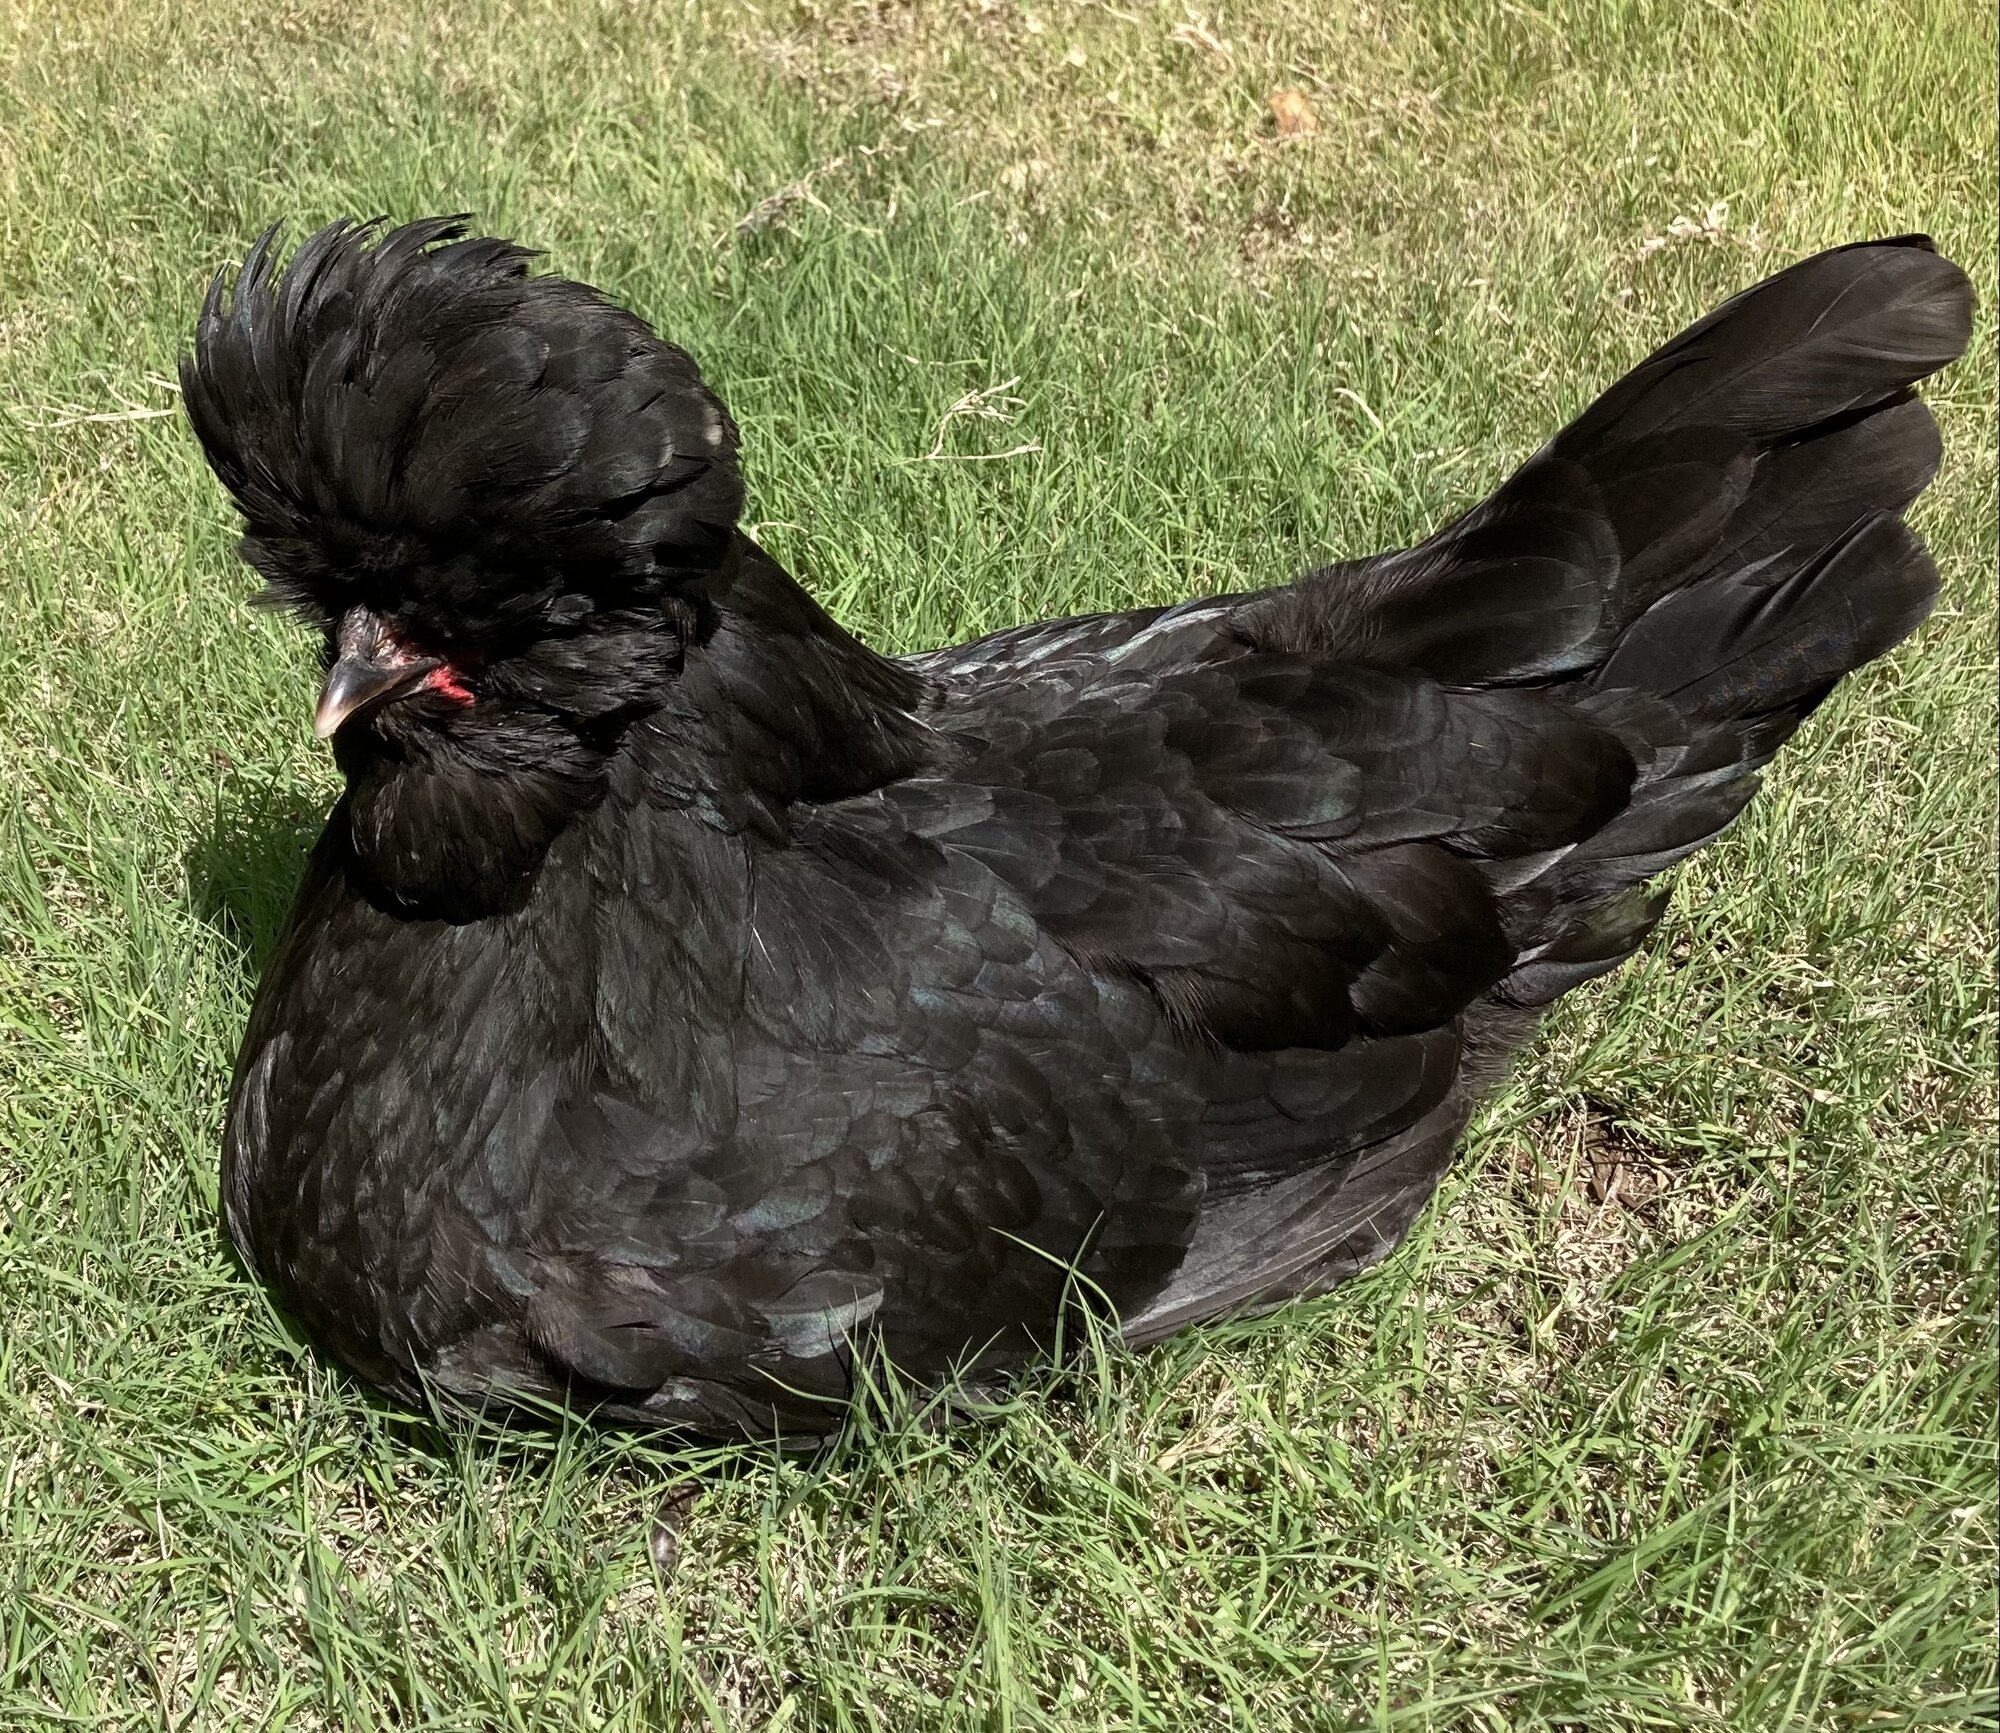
[1131,240,1971,1333]
[1675,392,1941,586]
[1134,239,1971,1328]
[1597,510,1936,721]
[1314,238,1967,1002]
[1570,236,1973,447]
[1252,237,1972,693]
[1527,246,1962,1006]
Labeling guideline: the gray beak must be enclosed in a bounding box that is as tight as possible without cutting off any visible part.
[314,607,438,739]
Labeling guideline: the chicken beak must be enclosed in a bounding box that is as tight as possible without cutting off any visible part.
[314,607,438,739]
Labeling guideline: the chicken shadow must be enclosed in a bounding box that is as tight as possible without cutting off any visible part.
[185,774,327,974]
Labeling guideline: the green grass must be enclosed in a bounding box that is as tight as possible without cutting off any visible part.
[0,1,1993,1726]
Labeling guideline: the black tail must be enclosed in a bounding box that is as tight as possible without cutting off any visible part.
[1128,242,1971,1343]
[1254,237,1974,1004]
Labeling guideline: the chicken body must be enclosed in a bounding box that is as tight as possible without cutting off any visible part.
[184,222,1971,1439]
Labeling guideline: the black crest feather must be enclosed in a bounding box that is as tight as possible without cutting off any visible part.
[180,217,744,646]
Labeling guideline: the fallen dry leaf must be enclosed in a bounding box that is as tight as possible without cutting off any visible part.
[1587,1156,1660,1210]
[1269,88,1319,138]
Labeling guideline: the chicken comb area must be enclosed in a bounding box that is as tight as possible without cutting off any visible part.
[180,217,745,645]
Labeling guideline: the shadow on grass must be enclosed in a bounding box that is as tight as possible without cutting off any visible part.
[186,773,326,971]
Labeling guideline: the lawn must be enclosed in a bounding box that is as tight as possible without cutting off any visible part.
[0,1,1993,1727]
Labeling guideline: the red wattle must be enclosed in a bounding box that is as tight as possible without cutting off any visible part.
[425,665,477,706]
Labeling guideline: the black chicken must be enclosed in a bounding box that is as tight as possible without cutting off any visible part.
[184,219,1971,1441]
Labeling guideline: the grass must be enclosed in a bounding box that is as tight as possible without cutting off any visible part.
[0,0,1993,1726]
